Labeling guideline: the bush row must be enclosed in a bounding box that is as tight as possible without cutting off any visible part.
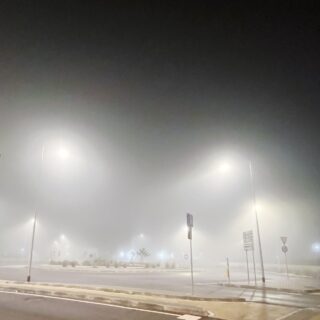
[49,259,176,269]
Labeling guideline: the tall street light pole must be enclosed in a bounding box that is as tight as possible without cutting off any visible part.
[26,142,72,282]
[27,213,37,282]
[27,145,44,282]
[249,161,266,284]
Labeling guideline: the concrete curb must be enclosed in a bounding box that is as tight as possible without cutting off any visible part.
[0,283,212,317]
[217,282,320,294]
[2,280,245,302]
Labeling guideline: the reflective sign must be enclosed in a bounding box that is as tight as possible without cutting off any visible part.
[280,236,287,245]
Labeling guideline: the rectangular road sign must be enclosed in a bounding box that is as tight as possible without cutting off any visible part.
[187,213,193,228]
[243,230,254,251]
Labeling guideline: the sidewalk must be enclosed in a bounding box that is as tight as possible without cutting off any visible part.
[218,272,320,294]
[0,280,306,320]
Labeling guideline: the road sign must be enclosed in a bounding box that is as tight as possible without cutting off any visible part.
[243,230,254,251]
[280,238,289,278]
[187,213,193,227]
[242,230,256,285]
[280,236,287,245]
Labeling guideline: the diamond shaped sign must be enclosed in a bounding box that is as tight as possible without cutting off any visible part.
[280,236,287,245]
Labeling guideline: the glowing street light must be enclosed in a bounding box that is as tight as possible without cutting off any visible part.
[27,142,72,282]
[57,146,70,161]
[249,161,266,284]
[217,161,232,175]
[216,158,266,284]
[312,242,320,253]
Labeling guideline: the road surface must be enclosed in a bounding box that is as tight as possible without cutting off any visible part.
[0,291,206,320]
[0,265,319,309]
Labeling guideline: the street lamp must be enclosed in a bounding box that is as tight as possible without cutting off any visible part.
[249,161,266,284]
[312,242,320,253]
[217,158,266,284]
[217,161,232,175]
[27,143,71,282]
[27,213,37,282]
[57,146,70,161]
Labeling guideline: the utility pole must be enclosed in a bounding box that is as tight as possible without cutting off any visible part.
[249,161,266,284]
[27,212,37,282]
[27,144,44,282]
[252,248,257,285]
[226,257,230,284]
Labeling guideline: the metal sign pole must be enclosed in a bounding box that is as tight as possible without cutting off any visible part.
[245,250,250,284]
[243,230,255,285]
[284,252,289,278]
[226,257,230,284]
[186,213,194,296]
[190,237,194,295]
[281,237,289,279]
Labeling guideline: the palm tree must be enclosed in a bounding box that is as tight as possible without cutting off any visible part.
[136,248,150,262]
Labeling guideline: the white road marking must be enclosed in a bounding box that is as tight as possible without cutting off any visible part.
[0,289,180,317]
[275,309,302,320]
[177,315,202,320]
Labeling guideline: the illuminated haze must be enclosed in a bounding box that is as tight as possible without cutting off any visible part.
[0,2,319,265]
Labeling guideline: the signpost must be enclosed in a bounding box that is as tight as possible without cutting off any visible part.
[186,213,194,295]
[280,236,289,278]
[243,230,257,285]
[226,257,231,284]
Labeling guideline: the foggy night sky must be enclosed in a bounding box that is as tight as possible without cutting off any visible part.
[0,2,319,264]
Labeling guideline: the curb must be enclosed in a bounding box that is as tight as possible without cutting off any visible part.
[0,283,212,317]
[2,280,245,302]
[217,282,320,294]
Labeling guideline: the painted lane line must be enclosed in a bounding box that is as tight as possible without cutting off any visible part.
[177,315,202,320]
[0,290,179,317]
[275,309,301,320]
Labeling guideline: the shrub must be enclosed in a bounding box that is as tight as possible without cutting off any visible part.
[62,260,69,267]
[94,258,106,267]
[82,260,92,266]
[71,260,78,268]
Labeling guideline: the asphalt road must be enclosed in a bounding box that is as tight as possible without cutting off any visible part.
[0,266,319,309]
[0,291,199,320]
